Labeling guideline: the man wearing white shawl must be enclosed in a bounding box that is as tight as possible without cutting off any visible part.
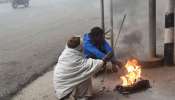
[54,36,108,100]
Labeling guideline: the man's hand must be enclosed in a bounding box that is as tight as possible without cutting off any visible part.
[110,59,123,72]
[111,59,122,69]
[102,52,113,62]
[104,62,119,73]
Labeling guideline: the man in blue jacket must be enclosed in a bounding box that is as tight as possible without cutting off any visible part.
[83,27,121,71]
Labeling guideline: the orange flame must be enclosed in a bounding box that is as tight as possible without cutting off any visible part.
[120,59,141,86]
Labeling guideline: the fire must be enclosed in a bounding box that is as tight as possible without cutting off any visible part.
[120,59,142,86]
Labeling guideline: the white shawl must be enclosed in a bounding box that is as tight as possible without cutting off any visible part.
[53,46,103,99]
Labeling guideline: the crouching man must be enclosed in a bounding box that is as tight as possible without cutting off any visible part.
[53,36,110,100]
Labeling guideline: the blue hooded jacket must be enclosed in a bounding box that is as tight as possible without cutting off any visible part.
[83,33,112,59]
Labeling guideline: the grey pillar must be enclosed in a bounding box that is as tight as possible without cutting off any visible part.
[110,0,114,51]
[164,0,174,65]
[149,0,156,58]
[100,0,105,32]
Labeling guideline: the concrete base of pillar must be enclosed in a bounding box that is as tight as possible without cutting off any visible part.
[139,55,164,68]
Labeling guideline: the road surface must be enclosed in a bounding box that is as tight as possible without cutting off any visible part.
[0,0,101,98]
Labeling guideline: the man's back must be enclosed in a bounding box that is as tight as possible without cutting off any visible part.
[53,46,103,99]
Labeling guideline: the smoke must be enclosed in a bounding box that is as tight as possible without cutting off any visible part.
[121,30,142,46]
[110,0,168,59]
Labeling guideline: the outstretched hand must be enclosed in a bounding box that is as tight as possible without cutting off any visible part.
[115,61,123,69]
[111,59,123,68]
[102,52,113,62]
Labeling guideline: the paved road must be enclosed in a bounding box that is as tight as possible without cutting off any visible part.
[0,0,101,98]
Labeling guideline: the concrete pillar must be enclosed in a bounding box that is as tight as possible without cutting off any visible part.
[110,0,114,51]
[149,0,156,58]
[164,0,174,65]
[100,0,105,32]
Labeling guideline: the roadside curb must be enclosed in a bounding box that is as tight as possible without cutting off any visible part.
[0,60,57,99]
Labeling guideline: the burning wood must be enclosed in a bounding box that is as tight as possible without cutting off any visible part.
[115,59,150,94]
[120,59,141,86]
